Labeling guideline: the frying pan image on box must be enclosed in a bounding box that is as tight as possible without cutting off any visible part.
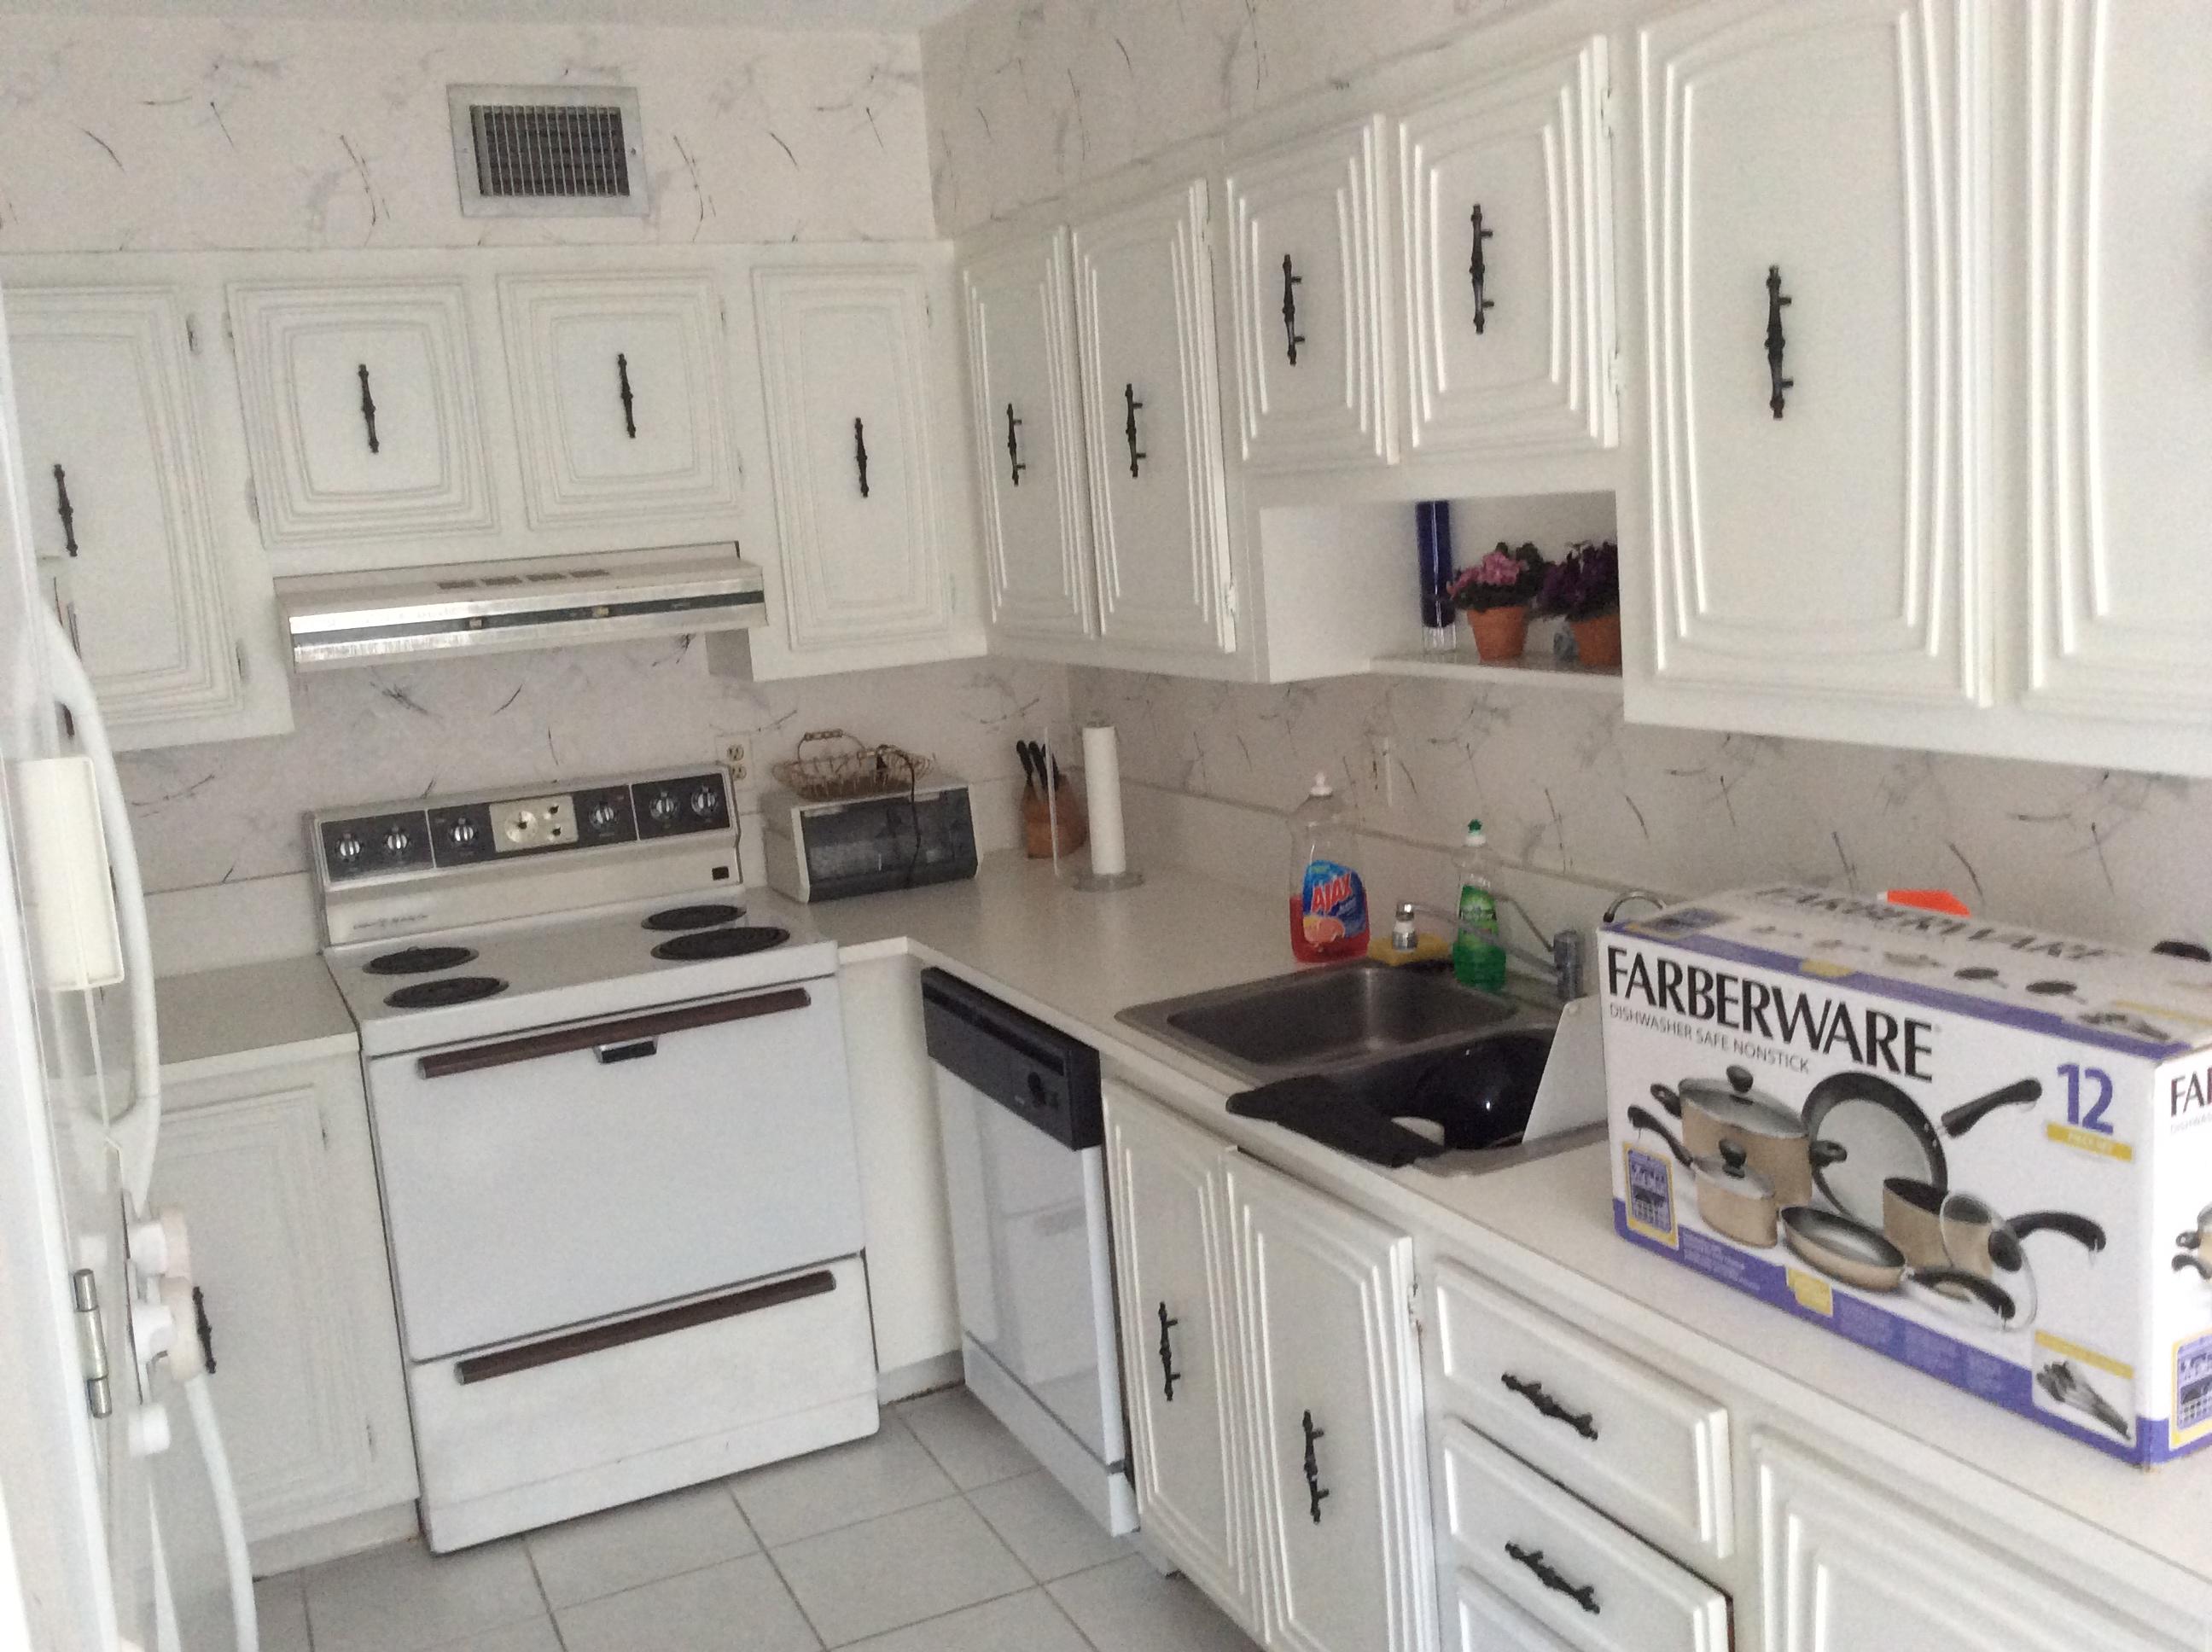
[1778,1206,2017,1323]
[1798,1070,2043,1229]
[1881,1178,2105,1329]
[1626,1106,1779,1248]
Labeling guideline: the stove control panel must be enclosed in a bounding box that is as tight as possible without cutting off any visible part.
[318,769,733,883]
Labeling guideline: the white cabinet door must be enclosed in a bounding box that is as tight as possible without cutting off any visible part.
[1231,1151,1431,1652]
[1399,38,1615,457]
[1103,1083,1260,1629]
[1755,1434,2186,1652]
[962,230,1097,645]
[228,278,498,559]
[753,265,952,653]
[8,285,284,747]
[498,270,740,536]
[1225,116,1391,469]
[1073,181,1237,661]
[1630,0,1985,706]
[150,1056,416,1544]
[2016,0,2212,738]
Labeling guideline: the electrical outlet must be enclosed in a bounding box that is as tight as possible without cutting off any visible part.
[725,741,749,783]
[1369,734,1396,811]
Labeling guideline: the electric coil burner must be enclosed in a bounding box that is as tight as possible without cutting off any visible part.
[383,975,508,1010]
[643,903,747,932]
[649,925,790,962]
[366,944,480,975]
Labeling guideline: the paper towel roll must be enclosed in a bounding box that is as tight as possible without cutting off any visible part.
[1082,723,1128,877]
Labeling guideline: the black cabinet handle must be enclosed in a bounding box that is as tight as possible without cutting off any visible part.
[357,364,380,455]
[1505,1542,1598,1614]
[1155,1302,1181,1400]
[1123,383,1145,479]
[1280,253,1305,365]
[192,1284,217,1376]
[617,352,637,440]
[1470,205,1496,334]
[51,464,77,556]
[1300,1409,1329,1523]
[853,417,870,497]
[1765,265,1794,419]
[1005,402,1026,486]
[1499,1372,1598,1440]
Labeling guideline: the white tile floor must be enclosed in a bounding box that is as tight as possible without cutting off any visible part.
[259,1387,1260,1652]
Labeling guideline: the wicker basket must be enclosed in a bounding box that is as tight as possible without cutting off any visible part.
[771,730,935,802]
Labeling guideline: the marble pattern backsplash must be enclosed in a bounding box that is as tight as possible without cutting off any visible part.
[119,643,1066,893]
[1071,667,2212,951]
[0,15,932,251]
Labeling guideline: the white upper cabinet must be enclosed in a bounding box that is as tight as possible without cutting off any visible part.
[1225,116,1393,470]
[496,270,740,537]
[9,282,289,748]
[750,264,952,656]
[1627,0,1986,708]
[2015,0,2212,734]
[962,230,1097,647]
[1398,38,1616,458]
[228,278,498,563]
[1073,181,1238,663]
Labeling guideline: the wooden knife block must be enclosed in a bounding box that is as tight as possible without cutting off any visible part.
[1023,787,1088,858]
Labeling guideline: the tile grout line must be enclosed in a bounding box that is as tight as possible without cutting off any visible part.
[751,1528,830,1651]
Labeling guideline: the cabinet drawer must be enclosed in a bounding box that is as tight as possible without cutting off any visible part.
[1431,1260,1732,1559]
[1449,1568,1577,1652]
[1438,1422,1730,1652]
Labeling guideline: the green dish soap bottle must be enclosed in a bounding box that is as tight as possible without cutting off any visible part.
[1451,819,1508,992]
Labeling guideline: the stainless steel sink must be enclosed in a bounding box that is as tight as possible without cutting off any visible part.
[1119,959,1547,1085]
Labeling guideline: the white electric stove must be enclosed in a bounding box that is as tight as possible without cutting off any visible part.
[313,765,878,1552]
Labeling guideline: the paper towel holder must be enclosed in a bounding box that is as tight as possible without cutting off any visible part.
[1044,719,1145,893]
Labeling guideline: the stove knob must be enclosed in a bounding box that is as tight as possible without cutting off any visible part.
[448,817,479,849]
[689,785,721,820]
[333,832,363,864]
[647,792,678,824]
[384,825,412,858]
[588,800,621,831]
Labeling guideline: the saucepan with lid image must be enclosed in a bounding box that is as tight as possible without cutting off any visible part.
[1626,1106,1779,1248]
[1647,1066,1842,1209]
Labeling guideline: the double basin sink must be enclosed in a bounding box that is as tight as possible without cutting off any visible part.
[1118,961,1559,1167]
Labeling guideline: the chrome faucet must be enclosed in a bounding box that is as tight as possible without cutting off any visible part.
[1400,899,1586,1003]
[1604,889,1668,923]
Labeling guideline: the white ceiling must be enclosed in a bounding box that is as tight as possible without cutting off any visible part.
[0,0,977,28]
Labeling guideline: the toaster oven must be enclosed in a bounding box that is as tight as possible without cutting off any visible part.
[760,778,977,903]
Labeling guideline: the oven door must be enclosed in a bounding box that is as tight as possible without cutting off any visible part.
[366,976,862,1362]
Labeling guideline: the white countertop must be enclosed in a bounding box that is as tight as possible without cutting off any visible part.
[155,955,358,1081]
[808,854,2212,1619]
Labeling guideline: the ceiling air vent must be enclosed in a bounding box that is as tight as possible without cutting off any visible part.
[449,84,649,218]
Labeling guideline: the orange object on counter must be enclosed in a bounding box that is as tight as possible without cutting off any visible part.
[1883,888,1971,916]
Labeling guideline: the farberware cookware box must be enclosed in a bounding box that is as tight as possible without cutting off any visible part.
[1600,885,2212,1464]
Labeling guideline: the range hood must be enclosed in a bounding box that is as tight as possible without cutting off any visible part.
[277,545,765,671]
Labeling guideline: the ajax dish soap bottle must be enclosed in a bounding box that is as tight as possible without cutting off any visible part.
[1452,820,1508,992]
[1289,772,1369,963]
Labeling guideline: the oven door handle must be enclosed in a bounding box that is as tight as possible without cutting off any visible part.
[416,986,812,1079]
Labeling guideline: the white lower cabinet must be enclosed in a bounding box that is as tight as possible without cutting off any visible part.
[1753,1435,2186,1652]
[148,1053,415,1544]
[1102,1080,1430,1652]
[1449,1569,1578,1652]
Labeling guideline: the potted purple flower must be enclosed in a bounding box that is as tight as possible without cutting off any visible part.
[1447,542,1548,661]
[1537,539,1621,669]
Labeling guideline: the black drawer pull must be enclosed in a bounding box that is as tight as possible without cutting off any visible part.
[1505,1542,1598,1614]
[1470,204,1496,333]
[1301,1409,1329,1523]
[1122,383,1145,478]
[52,464,78,556]
[357,364,380,454]
[854,416,870,497]
[594,1038,658,1065]
[1156,1301,1181,1400]
[617,352,637,439]
[1005,402,1026,486]
[1280,253,1305,365]
[1500,1372,1598,1440]
[1765,265,1794,419]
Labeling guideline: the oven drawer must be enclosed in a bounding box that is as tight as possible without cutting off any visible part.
[1437,1422,1731,1652]
[368,976,861,1360]
[1430,1261,1732,1561]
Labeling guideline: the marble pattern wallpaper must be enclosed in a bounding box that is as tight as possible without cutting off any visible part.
[0,15,932,249]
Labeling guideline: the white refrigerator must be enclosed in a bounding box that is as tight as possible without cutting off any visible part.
[0,283,255,1649]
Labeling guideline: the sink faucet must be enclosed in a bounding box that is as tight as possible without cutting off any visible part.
[1399,899,1586,1003]
[1604,889,1668,923]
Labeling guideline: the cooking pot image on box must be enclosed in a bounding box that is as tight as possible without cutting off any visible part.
[1880,1179,2105,1329]
[1778,1207,2017,1322]
[1626,1106,1778,1248]
[2174,1205,2212,1280]
[1648,1067,1844,1210]
[1797,1070,2043,1229]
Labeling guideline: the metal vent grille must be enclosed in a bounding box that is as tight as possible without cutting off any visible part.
[450,84,649,218]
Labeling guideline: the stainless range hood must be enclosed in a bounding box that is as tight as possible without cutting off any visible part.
[277,545,766,671]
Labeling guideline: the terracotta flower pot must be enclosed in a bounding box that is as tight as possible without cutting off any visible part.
[1570,611,1622,670]
[1464,604,1530,662]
